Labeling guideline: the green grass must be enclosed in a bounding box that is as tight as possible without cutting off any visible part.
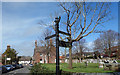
[117,60,120,63]
[41,63,114,73]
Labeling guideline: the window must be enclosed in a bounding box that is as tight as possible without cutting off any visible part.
[40,54,42,56]
[40,59,42,63]
[55,59,56,63]
[40,59,42,61]
[113,53,115,55]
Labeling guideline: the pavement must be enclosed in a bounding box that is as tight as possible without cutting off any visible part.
[2,66,31,75]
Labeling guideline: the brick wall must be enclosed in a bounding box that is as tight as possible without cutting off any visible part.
[33,46,56,64]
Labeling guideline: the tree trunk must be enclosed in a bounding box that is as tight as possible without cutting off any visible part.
[69,26,72,69]
[79,48,82,63]
[47,53,49,63]
[69,47,72,69]
[108,43,111,58]
[79,56,81,63]
[64,48,66,63]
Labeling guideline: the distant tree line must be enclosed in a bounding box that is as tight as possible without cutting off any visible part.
[94,30,119,58]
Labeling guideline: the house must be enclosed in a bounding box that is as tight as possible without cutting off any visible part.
[72,51,95,59]
[64,51,95,63]
[83,52,95,58]
[72,51,95,63]
[59,56,65,63]
[33,39,56,64]
[18,56,31,65]
[102,46,120,58]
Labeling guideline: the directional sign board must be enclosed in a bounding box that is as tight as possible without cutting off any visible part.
[59,40,72,47]
[59,30,70,36]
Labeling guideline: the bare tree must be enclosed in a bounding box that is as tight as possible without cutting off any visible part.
[56,2,112,69]
[94,30,118,57]
[94,38,104,52]
[73,39,86,63]
[38,2,112,69]
[38,28,55,63]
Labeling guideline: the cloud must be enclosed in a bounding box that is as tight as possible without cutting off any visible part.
[2,40,35,56]
[2,13,50,56]
[23,17,47,24]
[2,2,60,56]
[12,40,35,56]
[2,16,47,38]
[85,41,94,50]
[2,13,47,55]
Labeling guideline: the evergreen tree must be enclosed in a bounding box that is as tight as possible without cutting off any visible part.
[2,47,18,65]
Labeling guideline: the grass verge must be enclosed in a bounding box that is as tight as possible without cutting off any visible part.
[41,63,114,73]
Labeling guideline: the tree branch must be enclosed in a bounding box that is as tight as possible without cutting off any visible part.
[70,11,81,27]
[82,3,98,35]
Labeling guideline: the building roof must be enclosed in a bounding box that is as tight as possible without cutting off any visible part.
[36,46,47,53]
[35,45,56,54]
[59,56,65,59]
[19,56,31,61]
[104,45,120,51]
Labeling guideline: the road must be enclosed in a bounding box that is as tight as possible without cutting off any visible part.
[2,66,31,75]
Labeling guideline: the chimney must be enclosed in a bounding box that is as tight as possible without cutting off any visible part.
[45,44,46,47]
[7,45,10,50]
[35,40,37,48]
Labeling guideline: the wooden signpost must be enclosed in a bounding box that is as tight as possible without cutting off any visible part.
[45,16,72,75]
[59,40,72,47]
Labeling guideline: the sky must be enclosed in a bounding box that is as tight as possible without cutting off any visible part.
[0,1,119,56]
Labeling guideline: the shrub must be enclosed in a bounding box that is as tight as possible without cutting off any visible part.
[30,63,55,75]
[117,60,120,63]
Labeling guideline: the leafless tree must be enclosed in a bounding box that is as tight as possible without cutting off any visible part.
[38,28,55,63]
[94,38,104,52]
[56,2,112,69]
[38,2,112,69]
[94,30,118,57]
[73,39,86,62]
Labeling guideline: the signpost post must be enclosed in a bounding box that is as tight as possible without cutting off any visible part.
[55,17,60,75]
[45,16,72,75]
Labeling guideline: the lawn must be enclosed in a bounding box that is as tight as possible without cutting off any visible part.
[117,60,120,63]
[41,63,114,73]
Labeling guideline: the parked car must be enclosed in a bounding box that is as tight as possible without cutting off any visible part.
[18,64,23,68]
[2,66,7,73]
[12,64,20,69]
[11,65,16,70]
[29,64,33,67]
[5,65,14,71]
